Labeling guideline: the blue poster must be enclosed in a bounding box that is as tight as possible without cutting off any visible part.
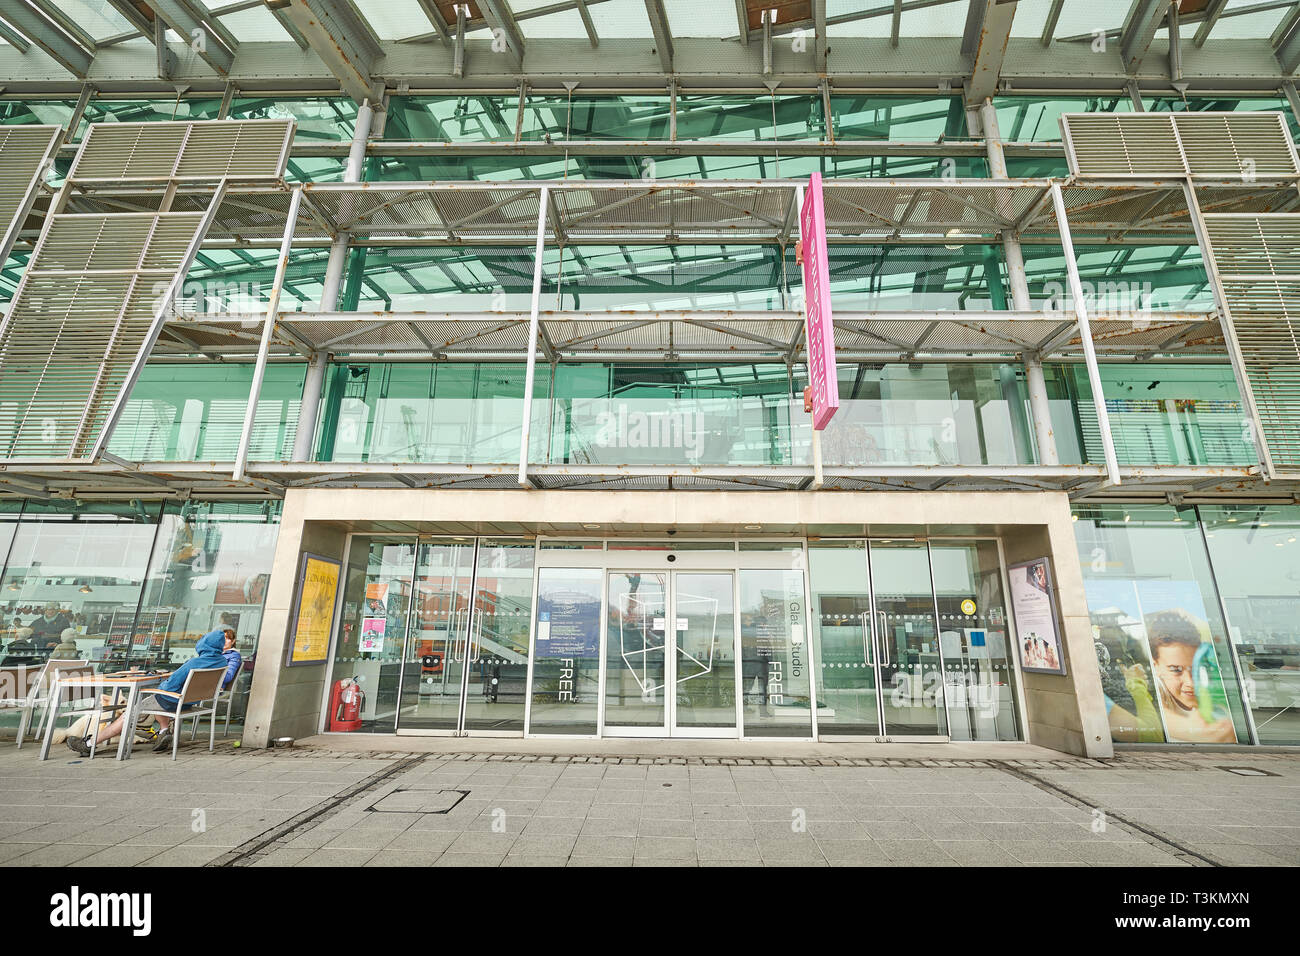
[536,589,600,658]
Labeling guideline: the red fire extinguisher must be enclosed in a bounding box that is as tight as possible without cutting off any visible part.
[328,677,364,732]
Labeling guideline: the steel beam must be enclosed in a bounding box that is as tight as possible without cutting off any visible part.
[964,0,1017,106]
[643,0,674,74]
[479,0,526,71]
[149,0,236,76]
[278,0,383,105]
[813,0,827,71]
[1041,0,1063,47]
[0,0,92,77]
[1193,0,1229,48]
[1276,5,1300,74]
[1121,0,1172,74]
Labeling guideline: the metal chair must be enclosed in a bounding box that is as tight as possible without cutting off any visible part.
[132,667,226,760]
[16,658,98,748]
[190,667,242,742]
[1,661,45,747]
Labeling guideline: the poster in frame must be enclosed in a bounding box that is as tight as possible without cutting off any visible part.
[285,552,341,667]
[1008,557,1067,676]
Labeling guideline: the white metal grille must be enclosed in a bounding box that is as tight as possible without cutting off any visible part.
[67,120,294,183]
[0,213,206,459]
[1061,112,1300,180]
[0,126,61,264]
[1204,213,1300,472]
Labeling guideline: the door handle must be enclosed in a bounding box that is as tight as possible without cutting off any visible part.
[452,606,468,662]
[469,610,484,663]
[877,611,890,667]
[858,612,872,666]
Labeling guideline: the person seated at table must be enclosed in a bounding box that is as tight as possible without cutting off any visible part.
[66,627,236,757]
[49,628,80,660]
[1,627,39,666]
[30,603,71,649]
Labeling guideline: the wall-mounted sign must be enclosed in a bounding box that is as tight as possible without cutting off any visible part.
[799,172,840,430]
[285,552,341,667]
[960,599,977,616]
[1009,558,1066,676]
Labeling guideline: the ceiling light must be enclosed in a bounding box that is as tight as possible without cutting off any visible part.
[944,228,963,250]
[744,524,762,530]
[583,523,601,529]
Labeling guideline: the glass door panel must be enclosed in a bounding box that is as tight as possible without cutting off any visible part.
[330,536,415,733]
[672,572,737,733]
[603,571,668,731]
[868,541,947,737]
[930,540,1021,741]
[397,539,476,731]
[463,540,535,732]
[809,542,880,736]
[739,568,813,737]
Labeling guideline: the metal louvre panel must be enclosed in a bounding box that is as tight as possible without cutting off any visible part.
[0,126,60,261]
[1204,213,1300,471]
[69,120,293,182]
[1061,114,1184,177]
[1063,112,1300,180]
[1173,113,1299,178]
[0,212,206,459]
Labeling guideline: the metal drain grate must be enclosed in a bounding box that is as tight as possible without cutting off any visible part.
[367,789,469,813]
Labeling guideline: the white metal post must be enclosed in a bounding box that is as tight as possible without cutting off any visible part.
[1180,181,1275,477]
[235,186,302,480]
[345,99,374,183]
[518,185,550,486]
[1049,181,1121,487]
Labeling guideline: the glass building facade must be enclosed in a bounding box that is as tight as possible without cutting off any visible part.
[0,0,1297,760]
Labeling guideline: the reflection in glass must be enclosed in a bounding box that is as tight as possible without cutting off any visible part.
[1072,505,1250,745]
[331,537,415,733]
[673,573,737,731]
[809,542,879,736]
[462,540,534,732]
[931,540,1020,741]
[135,501,281,725]
[604,572,667,729]
[530,568,602,734]
[0,501,160,674]
[397,540,476,731]
[869,541,947,736]
[1199,504,1300,745]
[739,568,812,737]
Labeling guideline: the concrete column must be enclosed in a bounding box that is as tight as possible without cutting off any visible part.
[291,101,374,461]
[979,98,1060,465]
[292,351,329,460]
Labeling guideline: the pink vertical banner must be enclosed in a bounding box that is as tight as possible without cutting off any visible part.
[799,172,839,430]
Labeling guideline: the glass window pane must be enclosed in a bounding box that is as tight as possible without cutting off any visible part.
[0,501,161,672]
[1071,504,1250,745]
[739,568,812,737]
[530,567,601,734]
[809,541,878,736]
[604,571,667,728]
[135,501,281,727]
[1200,504,1300,745]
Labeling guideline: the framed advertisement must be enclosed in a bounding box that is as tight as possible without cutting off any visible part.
[285,552,341,667]
[1009,557,1066,676]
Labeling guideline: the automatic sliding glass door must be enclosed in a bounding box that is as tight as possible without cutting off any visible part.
[394,537,535,735]
[602,570,739,737]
